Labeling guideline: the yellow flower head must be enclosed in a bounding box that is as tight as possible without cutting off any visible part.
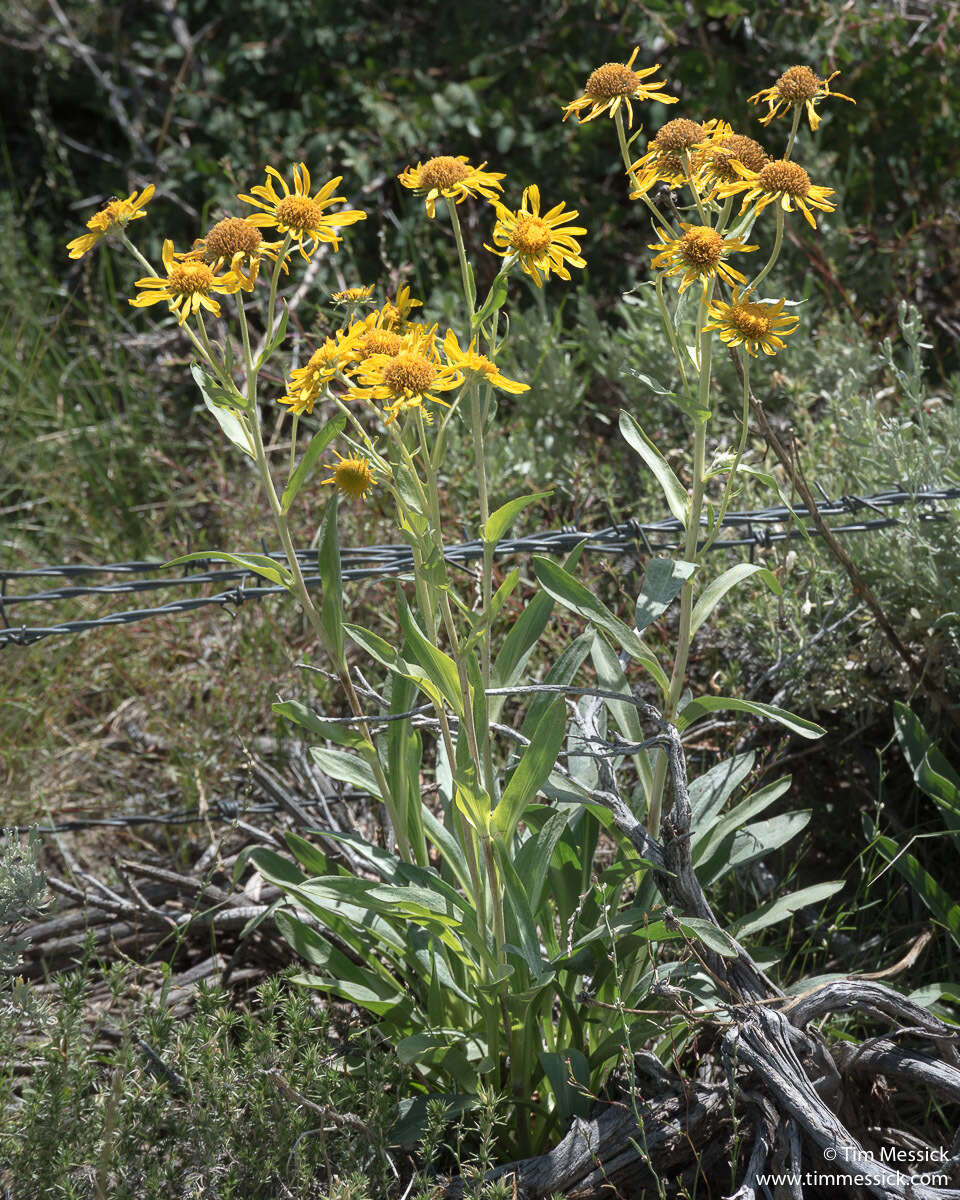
[703,289,799,356]
[183,216,282,291]
[562,47,678,127]
[749,65,854,132]
[628,118,708,197]
[67,184,154,259]
[377,284,423,330]
[398,155,505,219]
[349,338,463,424]
[238,163,366,260]
[280,326,364,416]
[441,331,529,395]
[715,158,836,229]
[487,185,586,288]
[331,284,375,305]
[694,133,769,189]
[321,451,377,501]
[129,239,241,325]
[648,222,757,295]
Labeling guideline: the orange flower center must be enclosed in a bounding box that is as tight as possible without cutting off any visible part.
[511,215,554,256]
[203,217,263,262]
[359,330,404,359]
[654,118,707,151]
[775,65,821,101]
[731,302,771,339]
[168,262,215,296]
[383,352,437,395]
[332,457,375,498]
[758,159,811,197]
[419,156,471,191]
[274,195,324,232]
[720,134,769,172]
[585,62,638,100]
[679,226,724,267]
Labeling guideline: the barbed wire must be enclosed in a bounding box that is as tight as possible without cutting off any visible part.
[2,484,957,648]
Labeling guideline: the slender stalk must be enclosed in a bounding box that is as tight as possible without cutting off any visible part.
[287,414,299,482]
[747,204,784,293]
[784,106,802,161]
[446,198,474,337]
[701,356,750,556]
[615,111,675,234]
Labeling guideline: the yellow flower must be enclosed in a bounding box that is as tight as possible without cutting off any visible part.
[441,331,529,394]
[349,340,463,424]
[238,163,366,260]
[129,239,241,325]
[703,289,799,356]
[66,184,154,259]
[397,155,504,219]
[648,223,757,295]
[562,47,677,127]
[321,451,377,501]
[715,159,836,229]
[280,327,364,415]
[693,133,769,191]
[749,65,854,132]
[377,284,423,329]
[331,284,375,304]
[487,185,586,288]
[628,118,708,197]
[182,216,282,291]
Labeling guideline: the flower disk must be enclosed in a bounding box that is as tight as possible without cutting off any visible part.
[322,452,377,501]
[628,120,708,197]
[191,216,279,289]
[749,64,854,131]
[129,239,240,325]
[238,163,366,261]
[349,342,463,424]
[648,222,757,295]
[562,47,677,127]
[66,184,155,259]
[703,290,799,356]
[398,155,504,219]
[487,185,586,288]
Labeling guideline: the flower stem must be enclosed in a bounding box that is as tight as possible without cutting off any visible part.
[747,204,784,293]
[784,106,802,161]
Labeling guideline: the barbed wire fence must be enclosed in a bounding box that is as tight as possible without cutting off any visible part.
[3,485,958,649]
[3,482,959,837]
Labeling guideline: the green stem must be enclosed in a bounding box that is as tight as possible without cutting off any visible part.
[681,149,709,223]
[265,233,293,348]
[747,204,784,294]
[654,273,690,395]
[701,357,750,556]
[446,198,475,337]
[784,106,802,161]
[615,111,675,234]
[287,414,300,483]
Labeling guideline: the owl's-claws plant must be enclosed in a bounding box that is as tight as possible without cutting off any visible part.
[67,55,846,1153]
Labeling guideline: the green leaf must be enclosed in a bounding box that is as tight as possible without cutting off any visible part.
[165,550,291,588]
[690,564,781,637]
[474,271,509,326]
[309,747,382,797]
[190,364,255,458]
[731,880,844,939]
[867,820,960,944]
[280,415,346,514]
[619,411,688,527]
[635,557,696,631]
[677,695,825,740]
[398,595,465,718]
[589,633,655,812]
[484,491,553,548]
[317,495,344,663]
[453,764,492,835]
[256,302,290,367]
[539,1049,591,1120]
[273,698,370,750]
[493,698,567,842]
[532,556,669,697]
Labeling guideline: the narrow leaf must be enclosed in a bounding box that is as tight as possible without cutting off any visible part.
[635,557,696,631]
[678,695,825,740]
[690,564,781,637]
[280,414,345,514]
[619,410,688,527]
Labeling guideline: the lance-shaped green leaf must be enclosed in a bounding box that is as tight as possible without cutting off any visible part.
[677,695,825,740]
[635,557,696,631]
[865,818,960,944]
[731,880,844,939]
[190,364,255,458]
[484,490,553,548]
[474,271,509,326]
[256,302,290,368]
[619,410,688,527]
[690,563,781,637]
[273,698,371,750]
[317,494,344,663]
[310,747,382,797]
[532,556,669,696]
[280,414,346,514]
[165,550,291,588]
[493,697,567,842]
[399,594,465,718]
